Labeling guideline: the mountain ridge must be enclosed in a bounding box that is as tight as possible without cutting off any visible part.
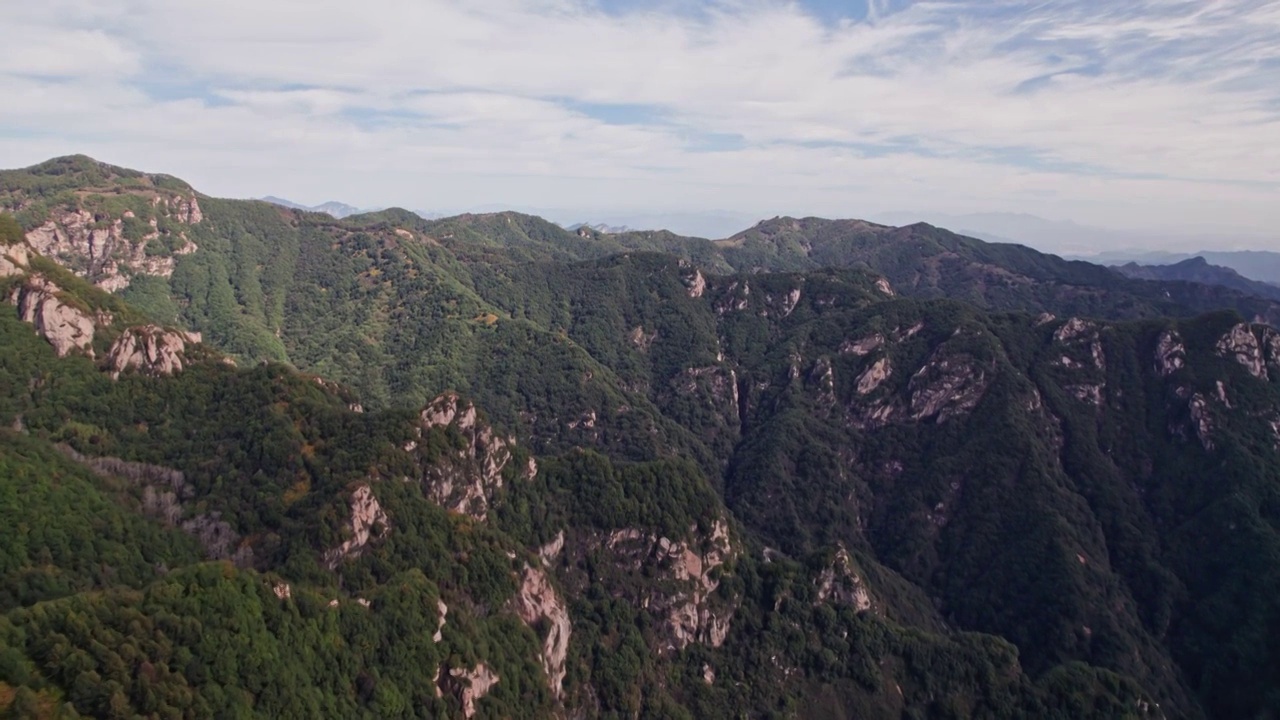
[260,195,367,219]
[1115,256,1280,301]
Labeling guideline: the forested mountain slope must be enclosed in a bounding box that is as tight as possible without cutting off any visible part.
[0,229,1149,719]
[2,155,1279,718]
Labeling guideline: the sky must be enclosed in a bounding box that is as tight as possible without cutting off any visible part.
[2,0,1278,245]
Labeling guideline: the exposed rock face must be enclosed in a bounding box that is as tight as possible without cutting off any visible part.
[855,357,892,395]
[1214,381,1232,408]
[413,393,530,520]
[1156,330,1186,376]
[512,566,572,698]
[809,357,836,407]
[421,392,478,429]
[0,243,31,277]
[1188,394,1214,451]
[169,195,204,224]
[1216,323,1267,380]
[441,664,499,719]
[23,199,201,292]
[815,545,872,612]
[539,530,565,566]
[106,325,196,378]
[1066,384,1104,406]
[1055,318,1106,371]
[684,269,707,298]
[1055,317,1094,343]
[628,325,658,352]
[323,485,389,569]
[1050,318,1109,408]
[781,287,802,317]
[434,599,448,643]
[601,518,738,654]
[849,340,989,430]
[894,321,925,341]
[714,280,751,314]
[875,278,895,296]
[669,365,741,428]
[8,276,97,357]
[840,333,884,357]
[907,354,988,423]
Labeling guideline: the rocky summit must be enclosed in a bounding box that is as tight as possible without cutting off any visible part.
[1,157,1279,719]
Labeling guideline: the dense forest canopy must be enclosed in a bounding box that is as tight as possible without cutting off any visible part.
[1,157,1278,718]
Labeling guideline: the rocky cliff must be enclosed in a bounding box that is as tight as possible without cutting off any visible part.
[323,484,390,569]
[558,516,740,655]
[0,242,31,277]
[23,196,201,292]
[440,664,499,719]
[3,242,205,377]
[7,275,98,357]
[513,565,572,698]
[105,324,199,378]
[410,392,535,520]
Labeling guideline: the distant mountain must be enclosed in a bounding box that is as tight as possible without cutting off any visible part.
[586,210,758,239]
[260,196,365,218]
[1114,257,1280,301]
[878,210,1277,261]
[567,221,633,235]
[1083,250,1280,286]
[871,211,1109,255]
[449,205,760,239]
[259,195,308,211]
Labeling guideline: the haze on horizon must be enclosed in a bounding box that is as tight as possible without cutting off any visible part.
[2,0,1278,252]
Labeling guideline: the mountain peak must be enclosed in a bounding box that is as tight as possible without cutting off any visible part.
[26,154,108,173]
[13,155,193,193]
[259,197,365,218]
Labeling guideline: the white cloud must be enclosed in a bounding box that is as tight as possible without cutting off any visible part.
[0,28,139,79]
[0,0,1277,243]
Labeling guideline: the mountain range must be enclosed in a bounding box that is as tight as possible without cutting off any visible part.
[873,211,1277,261]
[1114,257,1280,301]
[2,155,1279,719]
[260,196,369,219]
[1084,250,1280,287]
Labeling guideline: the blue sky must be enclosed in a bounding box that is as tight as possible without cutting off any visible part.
[1,0,1278,245]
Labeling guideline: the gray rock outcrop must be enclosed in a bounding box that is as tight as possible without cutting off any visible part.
[815,545,873,612]
[513,566,572,698]
[441,664,499,719]
[8,275,97,357]
[1217,323,1267,380]
[1155,330,1186,376]
[23,196,201,292]
[106,325,197,378]
[413,393,533,520]
[0,243,31,277]
[323,485,390,569]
